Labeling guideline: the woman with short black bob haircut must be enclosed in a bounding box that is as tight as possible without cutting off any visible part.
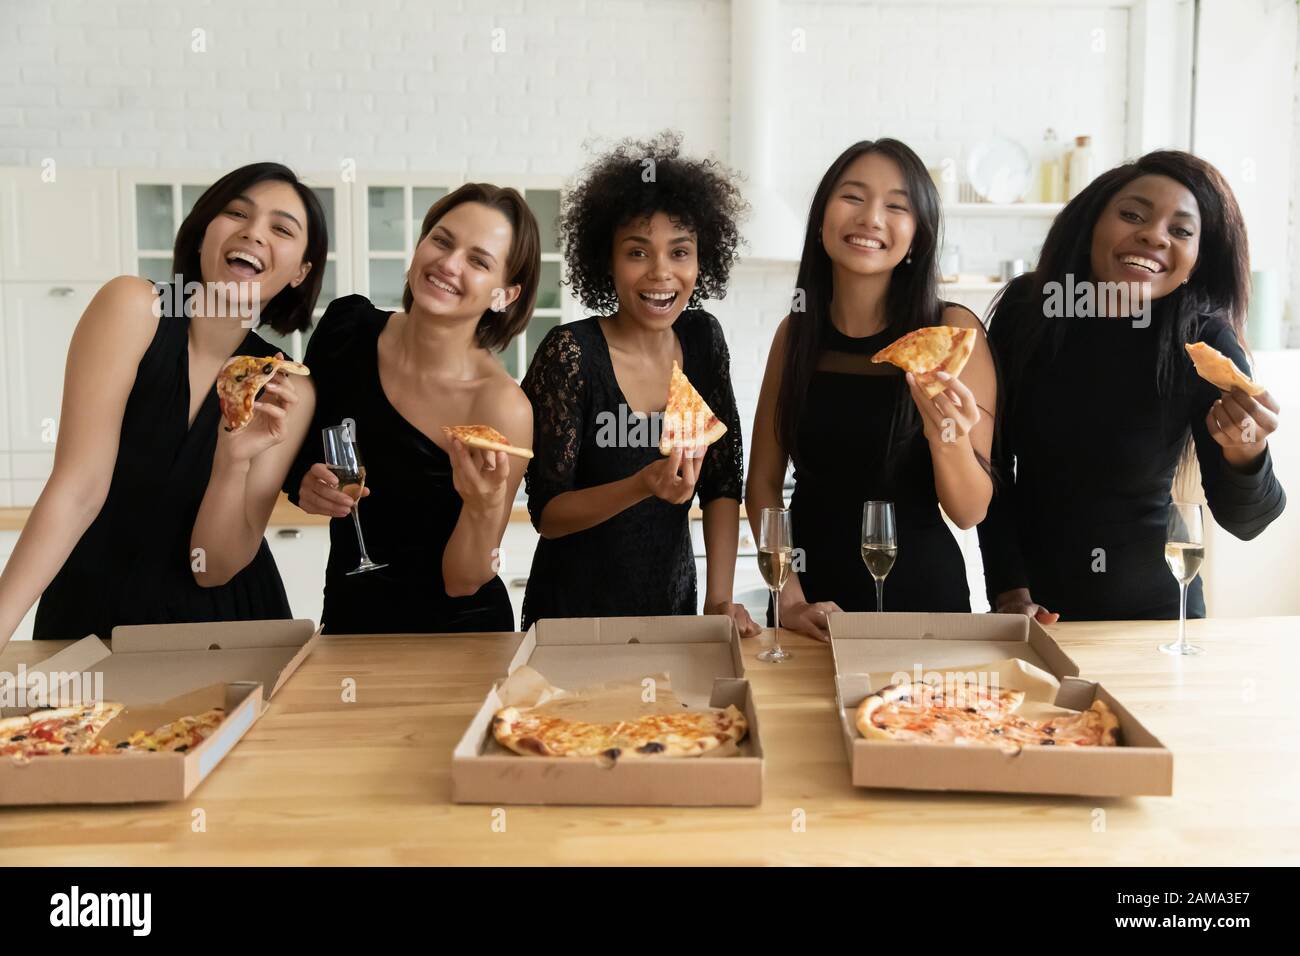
[520,131,759,636]
[746,139,996,640]
[0,162,326,649]
[978,150,1285,623]
[287,183,540,634]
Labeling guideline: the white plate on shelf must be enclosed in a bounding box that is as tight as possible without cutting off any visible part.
[966,137,1033,204]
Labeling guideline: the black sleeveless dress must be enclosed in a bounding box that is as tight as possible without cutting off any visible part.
[787,321,971,614]
[34,306,293,640]
[283,295,515,634]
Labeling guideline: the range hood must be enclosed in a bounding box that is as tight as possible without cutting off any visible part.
[730,0,806,262]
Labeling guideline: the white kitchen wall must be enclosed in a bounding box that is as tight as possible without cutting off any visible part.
[0,2,1133,429]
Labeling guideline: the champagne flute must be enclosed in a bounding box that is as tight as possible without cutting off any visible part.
[861,501,897,613]
[757,507,794,663]
[1160,502,1205,656]
[322,424,388,576]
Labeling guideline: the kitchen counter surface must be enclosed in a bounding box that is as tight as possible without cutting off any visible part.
[1,617,1296,866]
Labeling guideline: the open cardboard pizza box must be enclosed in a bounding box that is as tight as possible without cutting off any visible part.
[0,618,320,805]
[829,612,1173,797]
[452,615,764,806]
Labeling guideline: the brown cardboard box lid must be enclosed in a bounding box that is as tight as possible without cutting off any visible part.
[5,618,319,711]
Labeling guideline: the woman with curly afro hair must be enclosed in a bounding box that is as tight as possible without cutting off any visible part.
[519,131,760,636]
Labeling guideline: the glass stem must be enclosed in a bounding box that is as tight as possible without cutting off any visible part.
[875,578,884,613]
[1177,581,1188,650]
[771,587,781,639]
[351,507,371,563]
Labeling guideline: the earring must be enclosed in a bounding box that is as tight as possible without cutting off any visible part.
[1182,278,1188,285]
[905,249,913,265]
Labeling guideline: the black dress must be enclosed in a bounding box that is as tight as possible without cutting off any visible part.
[977,278,1287,620]
[284,295,514,634]
[786,320,971,616]
[34,305,292,640]
[520,311,744,629]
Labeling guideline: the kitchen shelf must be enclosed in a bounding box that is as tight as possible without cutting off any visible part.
[944,202,1064,217]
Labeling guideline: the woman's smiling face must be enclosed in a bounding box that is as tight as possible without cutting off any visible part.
[610,211,699,329]
[821,151,917,278]
[1089,173,1201,299]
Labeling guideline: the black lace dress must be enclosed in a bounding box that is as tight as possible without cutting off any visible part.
[519,311,744,629]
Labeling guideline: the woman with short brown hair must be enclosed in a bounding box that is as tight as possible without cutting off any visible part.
[286,183,542,633]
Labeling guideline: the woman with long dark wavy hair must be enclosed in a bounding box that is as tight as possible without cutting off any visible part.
[746,139,997,640]
[978,150,1285,623]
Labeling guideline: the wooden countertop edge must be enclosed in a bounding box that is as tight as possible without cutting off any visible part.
[0,494,735,531]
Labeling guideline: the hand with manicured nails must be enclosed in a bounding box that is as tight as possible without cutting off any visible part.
[778,598,843,642]
[906,370,981,445]
[217,354,300,464]
[995,587,1059,625]
[639,445,701,504]
[448,437,510,516]
[297,461,370,518]
[1206,386,1281,469]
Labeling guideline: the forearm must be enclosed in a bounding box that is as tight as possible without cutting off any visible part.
[537,473,648,539]
[930,437,992,529]
[442,503,506,597]
[701,498,740,607]
[191,456,262,587]
[0,482,106,646]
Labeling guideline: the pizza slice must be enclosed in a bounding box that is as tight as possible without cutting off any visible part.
[1185,342,1265,396]
[871,325,976,397]
[216,355,311,433]
[1,702,125,759]
[491,704,747,760]
[441,424,534,460]
[117,707,227,753]
[659,361,727,456]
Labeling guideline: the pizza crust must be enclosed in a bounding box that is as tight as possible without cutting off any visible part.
[871,326,977,398]
[441,425,534,460]
[1185,342,1265,396]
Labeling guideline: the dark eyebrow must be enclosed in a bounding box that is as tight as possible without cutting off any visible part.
[838,180,909,199]
[233,193,303,230]
[434,224,498,263]
[1120,193,1199,221]
[620,234,695,246]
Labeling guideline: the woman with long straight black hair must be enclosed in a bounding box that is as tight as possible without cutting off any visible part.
[0,163,327,650]
[746,139,997,640]
[978,150,1285,623]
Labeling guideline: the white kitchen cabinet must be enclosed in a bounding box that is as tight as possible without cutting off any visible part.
[0,531,38,641]
[0,167,120,282]
[3,281,98,454]
[264,525,330,627]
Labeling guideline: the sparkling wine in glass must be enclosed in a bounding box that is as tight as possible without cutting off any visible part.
[1160,502,1204,656]
[757,507,794,663]
[322,424,387,576]
[862,501,897,613]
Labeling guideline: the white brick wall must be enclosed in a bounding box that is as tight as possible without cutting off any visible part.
[0,0,1137,439]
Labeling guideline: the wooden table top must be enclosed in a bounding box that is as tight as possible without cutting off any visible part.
[1,617,1297,866]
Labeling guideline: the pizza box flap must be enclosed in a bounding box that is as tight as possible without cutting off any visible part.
[0,635,113,712]
[508,617,743,707]
[828,612,1080,684]
[531,615,736,647]
[110,618,318,653]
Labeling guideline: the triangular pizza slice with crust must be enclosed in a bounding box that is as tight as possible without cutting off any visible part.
[658,361,727,456]
[870,326,976,397]
[1185,342,1265,396]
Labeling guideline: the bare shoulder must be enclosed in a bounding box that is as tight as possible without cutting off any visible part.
[941,303,984,331]
[476,365,534,441]
[76,275,163,352]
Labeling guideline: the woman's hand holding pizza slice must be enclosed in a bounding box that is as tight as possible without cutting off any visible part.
[215,353,307,464]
